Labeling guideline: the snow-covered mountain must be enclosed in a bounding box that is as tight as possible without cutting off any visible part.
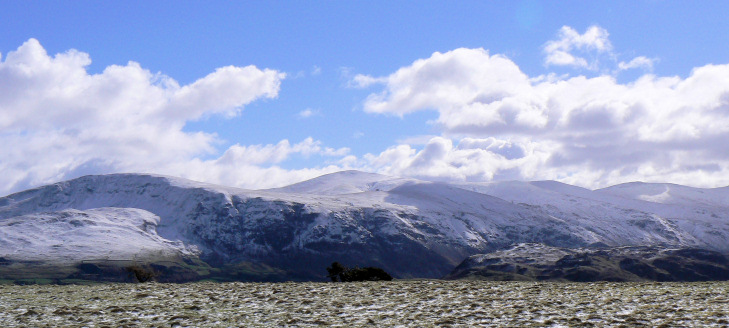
[455,180,729,251]
[1,170,728,281]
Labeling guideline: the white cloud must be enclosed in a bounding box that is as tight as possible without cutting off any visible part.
[544,25,612,70]
[544,50,588,68]
[355,43,729,188]
[350,74,385,88]
[542,25,657,75]
[168,65,284,120]
[215,138,348,165]
[618,56,656,71]
[553,25,612,52]
[311,65,322,76]
[298,108,320,118]
[0,39,347,195]
[361,48,530,117]
[360,136,552,183]
[6,33,729,195]
[164,138,349,190]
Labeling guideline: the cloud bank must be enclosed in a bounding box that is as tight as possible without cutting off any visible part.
[4,25,729,195]
[356,29,729,188]
[0,39,345,194]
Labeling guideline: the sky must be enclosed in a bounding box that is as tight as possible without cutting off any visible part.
[2,1,729,195]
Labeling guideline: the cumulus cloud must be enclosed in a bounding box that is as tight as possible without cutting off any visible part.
[544,25,612,70]
[163,138,349,190]
[358,48,531,118]
[0,39,350,194]
[355,40,729,188]
[362,137,553,183]
[6,31,729,194]
[541,25,656,75]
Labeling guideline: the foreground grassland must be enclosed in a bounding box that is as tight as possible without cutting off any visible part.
[1,281,728,327]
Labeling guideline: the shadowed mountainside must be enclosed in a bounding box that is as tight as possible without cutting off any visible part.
[446,243,729,282]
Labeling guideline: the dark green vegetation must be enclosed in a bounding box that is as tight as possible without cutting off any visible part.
[0,256,288,285]
[125,265,159,283]
[3,281,729,326]
[326,262,393,282]
[446,243,729,282]
[4,244,729,284]
[5,245,729,285]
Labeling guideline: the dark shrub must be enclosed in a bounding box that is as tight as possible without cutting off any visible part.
[326,262,347,282]
[326,262,392,282]
[341,267,393,281]
[125,265,159,283]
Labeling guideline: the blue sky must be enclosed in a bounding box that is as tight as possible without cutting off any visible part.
[2,1,729,194]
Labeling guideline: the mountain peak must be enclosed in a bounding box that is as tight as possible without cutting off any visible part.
[270,170,413,195]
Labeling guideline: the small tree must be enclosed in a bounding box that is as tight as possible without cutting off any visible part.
[326,262,347,282]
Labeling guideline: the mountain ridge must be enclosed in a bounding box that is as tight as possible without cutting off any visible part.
[2,170,729,282]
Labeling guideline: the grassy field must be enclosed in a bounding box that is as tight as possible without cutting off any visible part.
[1,280,728,327]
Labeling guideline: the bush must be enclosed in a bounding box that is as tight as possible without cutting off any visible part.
[125,265,159,283]
[326,262,392,282]
[326,262,347,282]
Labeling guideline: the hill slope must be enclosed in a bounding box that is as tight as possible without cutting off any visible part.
[446,243,729,282]
[2,171,729,282]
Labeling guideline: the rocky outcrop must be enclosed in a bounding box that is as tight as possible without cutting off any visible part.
[445,243,729,282]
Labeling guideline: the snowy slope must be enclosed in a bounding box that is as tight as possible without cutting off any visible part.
[1,171,729,280]
[1,173,479,278]
[0,207,195,263]
[272,170,415,195]
[455,180,729,251]
[598,182,729,207]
